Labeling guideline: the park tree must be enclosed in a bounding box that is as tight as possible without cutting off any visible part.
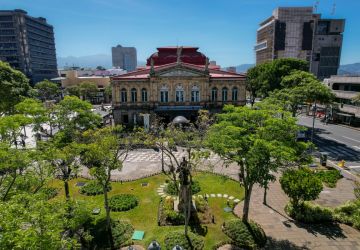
[206,105,309,222]
[0,143,31,201]
[280,167,323,209]
[0,61,32,115]
[80,126,136,250]
[34,79,60,101]
[0,193,93,249]
[79,81,98,101]
[246,59,308,105]
[66,85,81,97]
[15,98,48,140]
[0,114,32,148]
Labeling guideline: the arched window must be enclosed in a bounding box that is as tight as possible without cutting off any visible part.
[222,87,228,102]
[160,86,169,103]
[175,85,184,102]
[232,87,238,101]
[191,85,200,102]
[141,88,148,102]
[211,87,217,102]
[121,88,127,102]
[131,88,137,102]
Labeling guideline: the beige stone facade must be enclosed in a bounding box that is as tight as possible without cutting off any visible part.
[111,62,246,125]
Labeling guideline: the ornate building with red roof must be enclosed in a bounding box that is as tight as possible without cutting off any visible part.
[111,46,246,125]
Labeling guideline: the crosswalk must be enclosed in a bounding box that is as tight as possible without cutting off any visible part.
[313,137,360,162]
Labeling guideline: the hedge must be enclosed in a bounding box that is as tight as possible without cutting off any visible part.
[109,194,138,212]
[164,231,204,250]
[222,219,267,249]
[79,181,112,196]
[285,201,333,223]
[165,180,201,195]
[314,170,342,188]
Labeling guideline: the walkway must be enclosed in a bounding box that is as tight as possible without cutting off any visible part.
[231,178,360,250]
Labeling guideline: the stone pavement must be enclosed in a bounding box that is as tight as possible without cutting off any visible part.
[80,148,240,181]
[231,178,360,250]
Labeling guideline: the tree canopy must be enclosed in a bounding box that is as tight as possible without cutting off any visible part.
[34,80,60,101]
[0,61,32,115]
[246,58,309,104]
[206,105,310,222]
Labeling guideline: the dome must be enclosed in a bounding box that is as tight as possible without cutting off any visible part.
[172,116,190,125]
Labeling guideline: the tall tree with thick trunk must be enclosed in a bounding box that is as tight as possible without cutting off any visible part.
[207,105,310,222]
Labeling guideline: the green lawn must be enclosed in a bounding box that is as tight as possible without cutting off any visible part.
[50,172,244,248]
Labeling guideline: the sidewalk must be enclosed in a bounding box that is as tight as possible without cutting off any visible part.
[231,178,360,250]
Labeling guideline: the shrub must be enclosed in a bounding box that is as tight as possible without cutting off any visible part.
[79,181,112,196]
[314,170,342,188]
[195,197,207,213]
[112,220,134,247]
[90,219,133,248]
[223,219,267,248]
[109,194,138,212]
[165,180,201,195]
[159,198,184,225]
[164,231,204,250]
[334,199,360,230]
[40,187,58,199]
[280,167,323,207]
[285,201,333,223]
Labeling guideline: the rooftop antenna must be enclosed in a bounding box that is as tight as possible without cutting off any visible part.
[331,2,336,15]
[314,0,320,12]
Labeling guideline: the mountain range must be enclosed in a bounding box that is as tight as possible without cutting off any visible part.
[57,54,360,75]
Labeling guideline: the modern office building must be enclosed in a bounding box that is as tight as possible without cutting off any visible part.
[255,7,345,79]
[324,75,360,125]
[111,45,137,72]
[111,46,246,126]
[0,9,57,84]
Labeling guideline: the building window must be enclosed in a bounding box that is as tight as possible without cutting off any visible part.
[191,86,200,102]
[160,86,169,103]
[175,86,184,102]
[211,87,217,102]
[121,88,127,102]
[131,88,137,102]
[141,88,148,102]
[232,87,238,101]
[222,87,228,102]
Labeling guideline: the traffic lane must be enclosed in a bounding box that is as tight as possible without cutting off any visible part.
[297,116,360,149]
[312,133,360,163]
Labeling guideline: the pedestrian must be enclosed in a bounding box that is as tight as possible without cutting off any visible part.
[212,215,215,224]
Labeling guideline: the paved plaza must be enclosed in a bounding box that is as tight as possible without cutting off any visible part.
[231,177,360,250]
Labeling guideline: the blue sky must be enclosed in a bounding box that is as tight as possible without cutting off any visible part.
[2,0,360,66]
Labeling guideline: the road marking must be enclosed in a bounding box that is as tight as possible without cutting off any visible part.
[342,136,360,144]
[348,166,360,169]
[322,135,346,144]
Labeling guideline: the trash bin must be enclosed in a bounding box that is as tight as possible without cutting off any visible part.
[320,152,329,166]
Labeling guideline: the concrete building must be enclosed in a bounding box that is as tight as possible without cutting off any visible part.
[51,70,126,104]
[0,9,57,84]
[111,46,246,126]
[324,75,360,126]
[112,45,137,72]
[255,7,345,79]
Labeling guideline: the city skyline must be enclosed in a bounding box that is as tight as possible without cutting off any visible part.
[2,0,360,67]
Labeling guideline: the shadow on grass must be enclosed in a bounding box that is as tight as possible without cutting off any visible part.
[189,211,208,236]
[263,236,310,250]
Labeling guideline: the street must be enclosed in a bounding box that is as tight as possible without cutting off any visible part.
[297,115,360,175]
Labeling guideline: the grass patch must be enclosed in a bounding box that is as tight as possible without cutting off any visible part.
[49,172,244,248]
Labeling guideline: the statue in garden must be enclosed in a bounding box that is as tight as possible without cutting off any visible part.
[177,157,192,213]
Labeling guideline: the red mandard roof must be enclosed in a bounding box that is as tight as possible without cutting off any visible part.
[146,46,207,66]
[111,62,246,81]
